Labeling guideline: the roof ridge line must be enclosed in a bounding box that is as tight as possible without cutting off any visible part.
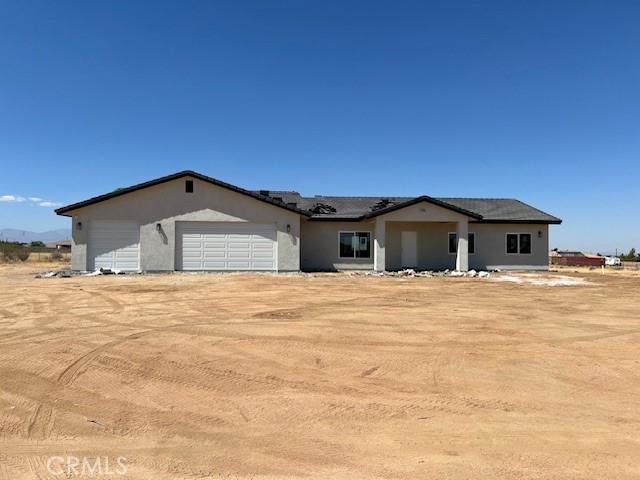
[56,170,311,217]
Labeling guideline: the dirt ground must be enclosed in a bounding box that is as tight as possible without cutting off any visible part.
[0,263,639,479]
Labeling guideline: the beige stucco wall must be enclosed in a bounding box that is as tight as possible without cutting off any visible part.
[376,201,471,223]
[300,220,375,270]
[66,176,301,271]
[469,223,549,271]
[384,221,549,271]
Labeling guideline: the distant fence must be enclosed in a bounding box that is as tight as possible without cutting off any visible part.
[620,261,640,270]
[0,245,70,262]
[550,256,605,267]
[550,257,639,269]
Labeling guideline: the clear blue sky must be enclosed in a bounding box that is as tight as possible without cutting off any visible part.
[1,1,638,253]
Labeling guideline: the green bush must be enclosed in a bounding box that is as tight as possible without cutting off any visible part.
[17,249,30,261]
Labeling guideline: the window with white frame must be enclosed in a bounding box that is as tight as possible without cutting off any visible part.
[506,233,532,254]
[339,231,371,258]
[448,232,475,254]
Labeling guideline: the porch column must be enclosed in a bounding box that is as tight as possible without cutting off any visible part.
[374,219,386,272]
[456,219,469,272]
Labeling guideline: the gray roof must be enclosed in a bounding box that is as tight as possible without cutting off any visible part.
[256,192,561,224]
[438,198,561,223]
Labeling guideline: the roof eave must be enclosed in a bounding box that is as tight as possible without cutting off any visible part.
[363,196,483,220]
[307,215,365,222]
[471,219,563,225]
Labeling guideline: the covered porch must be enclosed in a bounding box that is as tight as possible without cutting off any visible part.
[374,219,470,272]
[370,198,479,272]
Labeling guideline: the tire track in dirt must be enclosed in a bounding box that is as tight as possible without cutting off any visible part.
[556,328,640,343]
[40,318,300,388]
[29,298,45,314]
[360,366,379,377]
[28,456,52,480]
[23,329,152,437]
[254,309,303,319]
[231,402,250,422]
[0,307,17,319]
[95,352,524,422]
[0,324,127,347]
[26,456,47,480]
[0,413,24,437]
[295,396,474,425]
[80,289,124,314]
[25,404,53,440]
[151,329,532,415]
[370,394,516,419]
[428,345,531,415]
[51,318,284,389]
[94,354,343,397]
[56,331,148,387]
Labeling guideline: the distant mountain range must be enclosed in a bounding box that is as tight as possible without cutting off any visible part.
[0,228,71,244]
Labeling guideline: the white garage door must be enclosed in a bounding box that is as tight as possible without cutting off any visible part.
[177,222,277,271]
[89,221,140,271]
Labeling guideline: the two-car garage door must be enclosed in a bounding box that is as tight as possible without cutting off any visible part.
[176,222,277,271]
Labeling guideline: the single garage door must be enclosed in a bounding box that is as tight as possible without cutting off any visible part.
[177,222,277,271]
[89,221,140,271]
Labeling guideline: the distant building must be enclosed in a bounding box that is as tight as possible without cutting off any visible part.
[549,250,605,267]
[45,240,71,252]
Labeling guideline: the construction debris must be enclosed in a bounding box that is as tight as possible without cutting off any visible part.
[35,270,72,278]
[83,267,124,276]
[99,268,122,275]
[35,267,492,279]
[350,269,489,278]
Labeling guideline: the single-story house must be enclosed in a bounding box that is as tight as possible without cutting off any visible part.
[55,170,562,273]
[45,240,72,252]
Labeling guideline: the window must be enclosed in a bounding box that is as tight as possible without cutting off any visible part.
[339,232,371,258]
[185,180,194,193]
[519,233,531,254]
[506,233,532,254]
[448,232,475,254]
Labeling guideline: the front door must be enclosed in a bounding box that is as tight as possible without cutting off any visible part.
[401,231,418,268]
